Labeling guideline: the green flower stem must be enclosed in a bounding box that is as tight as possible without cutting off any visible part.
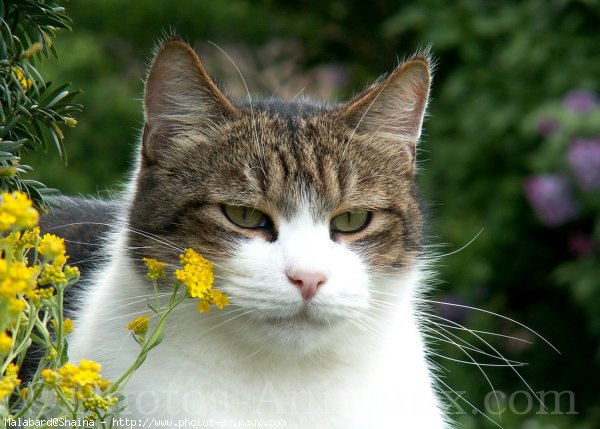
[54,285,65,363]
[108,291,186,394]
[0,299,8,334]
[11,303,38,366]
[53,384,76,416]
[32,315,52,347]
[16,301,39,352]
[153,279,160,309]
[11,382,44,419]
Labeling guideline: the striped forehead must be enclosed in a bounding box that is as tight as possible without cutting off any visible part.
[245,121,346,221]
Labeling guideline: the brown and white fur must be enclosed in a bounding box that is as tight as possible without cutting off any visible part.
[65,37,449,428]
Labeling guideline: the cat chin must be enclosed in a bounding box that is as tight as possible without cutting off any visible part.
[228,308,354,356]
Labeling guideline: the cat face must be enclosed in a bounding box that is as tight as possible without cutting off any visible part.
[127,37,431,351]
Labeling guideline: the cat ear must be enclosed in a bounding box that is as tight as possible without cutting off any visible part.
[142,36,238,163]
[338,56,431,161]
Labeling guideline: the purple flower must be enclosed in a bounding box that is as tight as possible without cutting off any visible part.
[568,138,600,190]
[563,90,598,114]
[537,118,560,137]
[524,175,579,226]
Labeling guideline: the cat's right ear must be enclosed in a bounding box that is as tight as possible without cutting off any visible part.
[142,36,238,164]
[337,55,431,166]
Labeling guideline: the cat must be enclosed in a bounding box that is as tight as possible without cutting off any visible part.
[42,36,450,428]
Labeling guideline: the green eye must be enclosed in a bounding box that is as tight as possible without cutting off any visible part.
[331,211,371,233]
[223,205,268,229]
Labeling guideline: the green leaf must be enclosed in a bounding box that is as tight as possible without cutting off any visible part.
[0,117,20,137]
[144,330,165,353]
[0,139,25,152]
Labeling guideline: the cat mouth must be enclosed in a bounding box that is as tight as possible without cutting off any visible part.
[262,306,332,327]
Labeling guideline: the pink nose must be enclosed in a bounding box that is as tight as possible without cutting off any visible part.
[287,270,328,301]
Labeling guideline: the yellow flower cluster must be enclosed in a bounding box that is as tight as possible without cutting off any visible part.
[37,233,79,286]
[0,258,38,300]
[39,233,66,261]
[175,248,214,297]
[0,332,13,353]
[0,191,81,362]
[174,248,228,313]
[41,360,117,411]
[0,192,39,232]
[50,318,74,335]
[0,363,21,401]
[141,249,228,314]
[9,66,33,92]
[126,315,150,335]
[1,227,40,259]
[142,258,167,280]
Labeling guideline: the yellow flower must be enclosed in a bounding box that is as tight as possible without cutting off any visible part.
[64,117,78,127]
[0,380,14,400]
[210,289,229,309]
[0,212,17,231]
[0,260,39,299]
[8,297,26,315]
[5,363,19,379]
[0,378,16,400]
[172,248,229,313]
[47,347,57,360]
[50,318,74,334]
[0,192,39,231]
[43,359,113,404]
[36,286,55,300]
[64,265,80,282]
[143,258,167,280]
[79,359,101,373]
[19,387,29,399]
[41,368,58,384]
[39,264,66,285]
[127,315,150,335]
[0,332,13,354]
[0,231,21,249]
[9,66,33,91]
[97,378,111,391]
[83,393,111,411]
[175,248,214,298]
[197,301,211,313]
[20,226,40,248]
[56,360,103,390]
[0,363,21,400]
[71,367,101,387]
[38,233,66,261]
[64,318,74,334]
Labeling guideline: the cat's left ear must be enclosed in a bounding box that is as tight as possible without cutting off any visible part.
[142,36,239,164]
[338,55,431,164]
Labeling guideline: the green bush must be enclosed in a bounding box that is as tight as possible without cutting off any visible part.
[0,0,80,207]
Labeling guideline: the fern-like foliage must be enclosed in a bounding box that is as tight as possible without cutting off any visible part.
[0,0,81,208]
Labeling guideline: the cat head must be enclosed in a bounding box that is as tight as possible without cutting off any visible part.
[127,37,431,353]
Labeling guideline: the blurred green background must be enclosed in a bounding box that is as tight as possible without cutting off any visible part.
[30,1,600,427]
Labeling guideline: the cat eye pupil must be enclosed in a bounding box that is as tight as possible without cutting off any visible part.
[223,205,268,229]
[331,211,370,233]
